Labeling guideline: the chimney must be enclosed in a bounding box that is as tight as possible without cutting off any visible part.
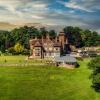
[35,36,37,40]
[46,33,50,40]
[58,31,65,50]
[55,36,58,42]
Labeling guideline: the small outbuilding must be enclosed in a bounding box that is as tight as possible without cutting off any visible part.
[54,55,77,69]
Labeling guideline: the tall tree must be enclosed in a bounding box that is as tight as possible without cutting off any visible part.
[40,27,48,37]
[0,30,10,52]
[63,26,83,47]
[48,30,57,38]
[81,30,100,46]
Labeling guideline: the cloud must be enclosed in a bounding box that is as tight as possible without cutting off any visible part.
[59,1,93,12]
[32,15,44,19]
[0,0,49,16]
[0,0,99,33]
[32,4,47,8]
[58,0,100,12]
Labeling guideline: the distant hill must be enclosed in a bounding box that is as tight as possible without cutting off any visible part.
[24,23,65,33]
[0,22,99,34]
[0,22,19,31]
[0,22,64,33]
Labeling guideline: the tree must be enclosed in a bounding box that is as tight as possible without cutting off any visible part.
[14,43,24,54]
[0,30,11,52]
[63,26,100,47]
[48,30,57,38]
[81,30,100,47]
[40,27,48,37]
[63,26,83,47]
[8,47,15,54]
[11,27,30,48]
[0,26,99,54]
[88,56,100,92]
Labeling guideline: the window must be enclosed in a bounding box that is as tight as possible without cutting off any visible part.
[56,48,58,50]
[55,48,59,51]
[35,53,40,56]
[35,48,41,51]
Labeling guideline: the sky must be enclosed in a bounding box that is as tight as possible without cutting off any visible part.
[0,0,100,33]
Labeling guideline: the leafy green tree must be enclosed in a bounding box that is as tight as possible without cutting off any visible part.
[88,56,100,92]
[11,26,41,49]
[0,25,100,54]
[11,27,29,48]
[63,26,100,47]
[0,30,10,52]
[14,43,24,54]
[81,30,100,46]
[48,30,57,38]
[88,57,100,70]
[63,26,83,47]
[40,27,48,37]
[28,26,40,38]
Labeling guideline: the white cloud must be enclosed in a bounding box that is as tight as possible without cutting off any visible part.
[32,15,44,19]
[0,0,51,23]
[0,0,24,17]
[32,4,47,8]
[58,0,100,12]
[64,1,93,12]
[0,0,99,32]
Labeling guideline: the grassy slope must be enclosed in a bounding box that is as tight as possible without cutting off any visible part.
[0,56,100,100]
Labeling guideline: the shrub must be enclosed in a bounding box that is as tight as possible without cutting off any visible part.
[14,43,24,54]
[88,56,100,92]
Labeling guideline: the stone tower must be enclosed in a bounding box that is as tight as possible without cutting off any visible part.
[46,33,50,40]
[58,31,66,48]
[58,31,69,54]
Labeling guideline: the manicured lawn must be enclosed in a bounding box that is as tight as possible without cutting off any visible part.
[0,55,26,63]
[0,56,46,65]
[0,56,100,100]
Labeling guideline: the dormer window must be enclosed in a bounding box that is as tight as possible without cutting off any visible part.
[56,48,58,51]
[54,47,59,51]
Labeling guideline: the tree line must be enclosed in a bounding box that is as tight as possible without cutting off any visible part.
[0,26,100,55]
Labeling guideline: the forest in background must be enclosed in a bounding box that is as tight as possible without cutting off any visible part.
[0,26,100,54]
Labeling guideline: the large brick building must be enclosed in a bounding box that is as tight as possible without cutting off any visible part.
[29,31,70,59]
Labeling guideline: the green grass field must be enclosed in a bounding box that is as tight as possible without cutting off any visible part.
[0,55,26,63]
[0,56,47,66]
[0,56,100,100]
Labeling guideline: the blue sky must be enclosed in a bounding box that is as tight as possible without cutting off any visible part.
[0,0,100,32]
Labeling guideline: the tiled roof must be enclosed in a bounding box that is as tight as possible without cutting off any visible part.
[34,41,42,47]
[30,36,61,48]
[54,55,76,63]
[53,42,61,47]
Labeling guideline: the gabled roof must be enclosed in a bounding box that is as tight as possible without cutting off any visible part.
[34,41,42,47]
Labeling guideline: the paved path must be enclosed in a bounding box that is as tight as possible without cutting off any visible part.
[0,63,47,67]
